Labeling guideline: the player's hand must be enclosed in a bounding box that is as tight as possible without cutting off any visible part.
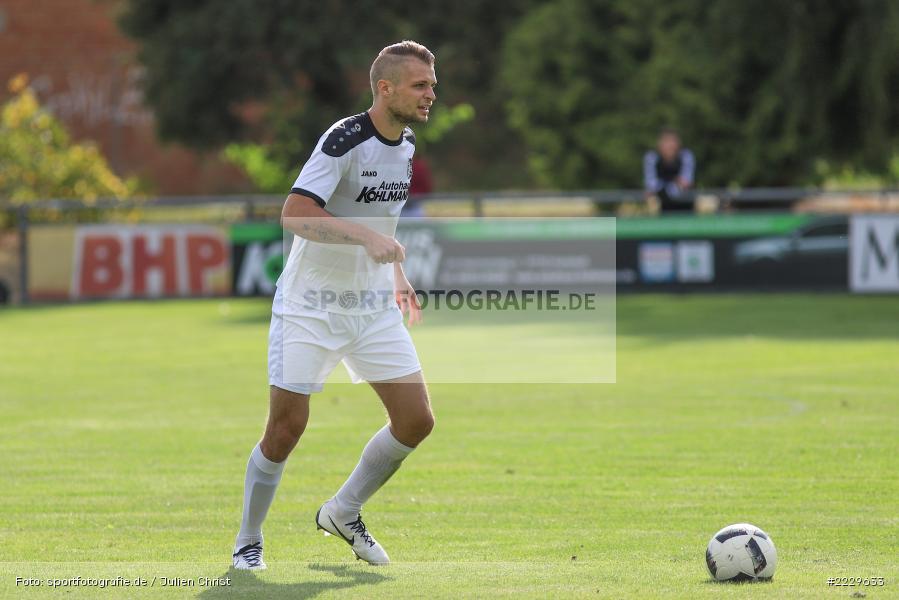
[395,276,422,326]
[364,233,406,264]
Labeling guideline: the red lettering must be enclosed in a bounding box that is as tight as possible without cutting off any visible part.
[187,235,227,294]
[132,235,178,296]
[79,236,123,297]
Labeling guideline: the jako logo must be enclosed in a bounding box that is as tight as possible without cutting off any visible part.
[361,170,377,177]
[355,181,410,203]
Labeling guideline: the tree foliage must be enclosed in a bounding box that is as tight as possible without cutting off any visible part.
[121,0,899,190]
[120,0,534,189]
[0,75,133,203]
[502,0,899,188]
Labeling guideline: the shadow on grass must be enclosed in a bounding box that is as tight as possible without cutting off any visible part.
[702,577,774,585]
[16,293,894,342]
[616,294,899,342]
[197,564,389,600]
[222,294,899,341]
[219,310,275,325]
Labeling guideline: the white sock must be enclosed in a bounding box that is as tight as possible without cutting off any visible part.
[333,425,414,517]
[236,443,285,548]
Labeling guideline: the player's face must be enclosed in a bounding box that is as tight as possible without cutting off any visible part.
[388,59,437,125]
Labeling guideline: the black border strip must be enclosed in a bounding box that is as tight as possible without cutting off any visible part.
[363,112,403,146]
[291,188,327,207]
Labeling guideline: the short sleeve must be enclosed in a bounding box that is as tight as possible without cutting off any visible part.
[291,134,350,207]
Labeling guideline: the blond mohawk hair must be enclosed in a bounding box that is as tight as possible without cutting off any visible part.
[370,41,435,95]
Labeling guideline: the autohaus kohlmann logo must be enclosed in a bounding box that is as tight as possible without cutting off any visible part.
[355,181,410,203]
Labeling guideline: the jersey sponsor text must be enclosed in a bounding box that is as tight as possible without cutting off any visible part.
[355,181,410,203]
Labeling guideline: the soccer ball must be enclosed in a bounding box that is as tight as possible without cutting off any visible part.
[705,523,777,582]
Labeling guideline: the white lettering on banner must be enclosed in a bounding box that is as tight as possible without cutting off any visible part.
[395,228,442,288]
[850,215,899,293]
[236,241,282,295]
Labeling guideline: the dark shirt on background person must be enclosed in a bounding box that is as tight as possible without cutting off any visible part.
[403,156,433,218]
[643,129,695,213]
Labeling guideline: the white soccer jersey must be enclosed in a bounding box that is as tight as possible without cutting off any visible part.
[278,112,416,314]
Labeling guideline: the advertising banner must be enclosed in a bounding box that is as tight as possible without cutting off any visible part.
[29,225,230,300]
[850,214,899,293]
[231,215,856,295]
[231,219,618,296]
[396,220,616,292]
[230,223,284,296]
[30,214,897,301]
[616,214,848,290]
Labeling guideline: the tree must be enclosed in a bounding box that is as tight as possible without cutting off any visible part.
[502,0,899,188]
[119,0,534,190]
[0,75,133,203]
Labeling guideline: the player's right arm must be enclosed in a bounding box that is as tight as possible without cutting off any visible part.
[283,122,405,264]
[281,194,405,264]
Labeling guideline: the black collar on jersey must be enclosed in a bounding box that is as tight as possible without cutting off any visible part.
[363,111,404,146]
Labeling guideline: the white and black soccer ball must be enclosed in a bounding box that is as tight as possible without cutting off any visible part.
[706,523,777,582]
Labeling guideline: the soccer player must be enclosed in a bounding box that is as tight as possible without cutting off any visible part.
[232,41,437,569]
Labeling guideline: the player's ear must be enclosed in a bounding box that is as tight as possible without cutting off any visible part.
[377,79,392,96]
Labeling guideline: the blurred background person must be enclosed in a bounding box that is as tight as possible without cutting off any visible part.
[402,156,433,218]
[644,128,695,213]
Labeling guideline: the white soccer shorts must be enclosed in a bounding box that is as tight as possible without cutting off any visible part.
[268,287,421,395]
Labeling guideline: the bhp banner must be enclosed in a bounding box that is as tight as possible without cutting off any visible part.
[850,215,899,293]
[29,225,231,300]
[72,225,230,299]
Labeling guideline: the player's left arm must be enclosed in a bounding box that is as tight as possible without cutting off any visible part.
[394,262,422,325]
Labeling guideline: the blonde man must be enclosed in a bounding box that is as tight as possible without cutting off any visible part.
[233,41,437,569]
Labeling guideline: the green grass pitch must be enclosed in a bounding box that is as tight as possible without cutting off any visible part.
[0,295,896,599]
